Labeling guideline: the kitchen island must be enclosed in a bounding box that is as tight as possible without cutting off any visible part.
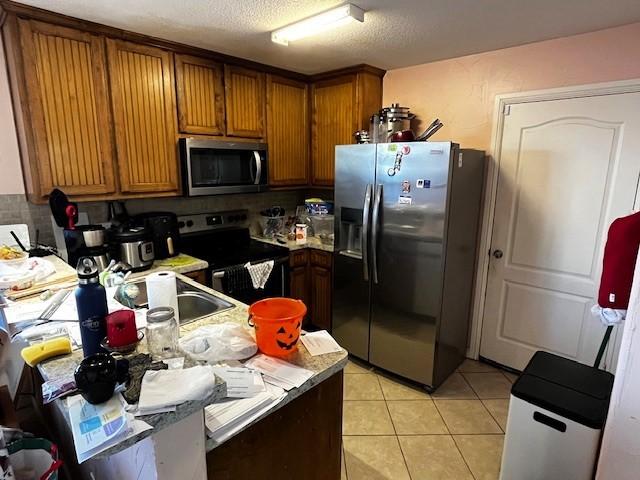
[34,274,347,480]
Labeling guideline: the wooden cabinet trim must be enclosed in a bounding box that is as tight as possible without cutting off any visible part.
[224,64,265,138]
[18,19,116,197]
[106,38,179,193]
[175,53,225,135]
[266,74,309,186]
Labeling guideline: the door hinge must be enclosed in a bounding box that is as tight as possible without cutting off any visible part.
[503,104,511,116]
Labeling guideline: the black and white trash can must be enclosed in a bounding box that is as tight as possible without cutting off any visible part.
[500,351,614,480]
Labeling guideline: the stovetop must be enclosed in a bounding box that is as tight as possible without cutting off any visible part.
[177,211,288,269]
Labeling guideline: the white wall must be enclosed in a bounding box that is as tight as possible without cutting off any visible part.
[0,35,24,195]
[597,253,640,479]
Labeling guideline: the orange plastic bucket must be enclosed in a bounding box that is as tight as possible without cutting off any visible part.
[248,298,307,357]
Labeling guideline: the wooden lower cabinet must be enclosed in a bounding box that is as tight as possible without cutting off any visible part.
[310,264,332,331]
[206,371,343,479]
[289,249,333,330]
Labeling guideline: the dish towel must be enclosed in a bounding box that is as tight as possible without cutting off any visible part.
[137,365,216,414]
[245,260,274,289]
[221,265,253,295]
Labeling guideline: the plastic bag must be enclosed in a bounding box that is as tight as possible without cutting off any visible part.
[179,323,257,363]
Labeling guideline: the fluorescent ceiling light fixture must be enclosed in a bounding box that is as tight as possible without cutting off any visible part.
[271,3,364,46]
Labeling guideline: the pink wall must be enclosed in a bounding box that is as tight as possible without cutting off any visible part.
[0,36,24,195]
[383,22,640,151]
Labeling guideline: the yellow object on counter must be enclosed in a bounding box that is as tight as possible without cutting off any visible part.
[21,337,72,367]
[155,254,198,268]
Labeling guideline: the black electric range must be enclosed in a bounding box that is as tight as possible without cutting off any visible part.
[177,211,290,303]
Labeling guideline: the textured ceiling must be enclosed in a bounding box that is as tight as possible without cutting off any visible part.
[14,0,640,74]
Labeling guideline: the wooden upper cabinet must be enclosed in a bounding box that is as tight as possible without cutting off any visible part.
[224,65,266,138]
[311,75,358,186]
[266,75,309,186]
[310,70,383,187]
[175,54,225,135]
[17,19,116,197]
[106,39,179,193]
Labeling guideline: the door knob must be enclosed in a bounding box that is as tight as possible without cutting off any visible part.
[492,249,504,259]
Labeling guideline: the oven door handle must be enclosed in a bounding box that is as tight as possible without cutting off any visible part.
[253,151,262,185]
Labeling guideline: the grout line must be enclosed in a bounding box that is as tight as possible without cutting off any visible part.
[431,399,452,436]
[480,399,508,434]
[451,434,479,480]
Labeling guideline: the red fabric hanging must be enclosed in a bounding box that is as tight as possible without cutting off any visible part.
[598,211,640,309]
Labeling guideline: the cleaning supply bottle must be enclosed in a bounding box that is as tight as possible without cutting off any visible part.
[75,257,108,357]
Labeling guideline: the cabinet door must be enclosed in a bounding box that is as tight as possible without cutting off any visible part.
[290,265,310,308]
[175,54,225,135]
[224,65,265,138]
[311,75,357,186]
[310,265,333,331]
[18,20,115,196]
[107,39,178,193]
[267,75,309,186]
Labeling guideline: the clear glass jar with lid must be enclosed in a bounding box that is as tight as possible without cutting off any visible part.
[146,306,179,359]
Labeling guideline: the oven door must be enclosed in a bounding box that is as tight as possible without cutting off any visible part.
[210,256,289,304]
[180,138,268,195]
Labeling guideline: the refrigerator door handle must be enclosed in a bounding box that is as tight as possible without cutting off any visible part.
[371,184,383,284]
[362,183,373,281]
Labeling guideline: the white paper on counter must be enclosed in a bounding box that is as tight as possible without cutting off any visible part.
[3,300,47,324]
[243,354,313,389]
[68,394,152,463]
[261,374,295,391]
[212,367,265,398]
[204,383,286,444]
[300,330,343,356]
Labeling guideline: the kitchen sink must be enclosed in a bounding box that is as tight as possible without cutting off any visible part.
[130,277,234,325]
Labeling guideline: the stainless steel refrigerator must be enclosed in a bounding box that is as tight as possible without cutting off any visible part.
[333,142,485,390]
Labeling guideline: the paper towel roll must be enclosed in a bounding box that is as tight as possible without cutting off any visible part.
[145,271,179,322]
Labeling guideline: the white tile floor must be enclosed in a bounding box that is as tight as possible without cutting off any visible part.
[342,358,515,480]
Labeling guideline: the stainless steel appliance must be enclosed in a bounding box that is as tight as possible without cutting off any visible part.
[133,212,180,259]
[110,226,155,272]
[177,211,289,304]
[333,142,485,390]
[63,225,109,268]
[179,138,268,196]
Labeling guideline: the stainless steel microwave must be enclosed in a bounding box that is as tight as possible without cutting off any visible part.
[179,138,268,196]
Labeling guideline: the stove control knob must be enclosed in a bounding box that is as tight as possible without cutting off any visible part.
[186,220,194,228]
[178,221,185,228]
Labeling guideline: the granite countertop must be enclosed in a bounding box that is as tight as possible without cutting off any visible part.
[37,273,347,459]
[252,235,334,253]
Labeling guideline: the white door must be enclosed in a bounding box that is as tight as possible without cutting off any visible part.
[480,92,640,371]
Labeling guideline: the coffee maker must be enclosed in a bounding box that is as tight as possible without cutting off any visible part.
[63,225,110,270]
[49,189,110,269]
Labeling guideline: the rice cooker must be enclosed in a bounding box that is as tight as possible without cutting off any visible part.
[110,226,154,272]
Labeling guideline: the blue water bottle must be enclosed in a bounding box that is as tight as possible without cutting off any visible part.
[75,257,108,357]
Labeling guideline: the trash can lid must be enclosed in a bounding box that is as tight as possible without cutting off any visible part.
[511,351,614,429]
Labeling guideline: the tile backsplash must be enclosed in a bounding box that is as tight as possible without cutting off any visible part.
[0,190,306,248]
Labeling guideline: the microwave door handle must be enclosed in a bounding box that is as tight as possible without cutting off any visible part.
[253,151,262,184]
[362,184,372,282]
